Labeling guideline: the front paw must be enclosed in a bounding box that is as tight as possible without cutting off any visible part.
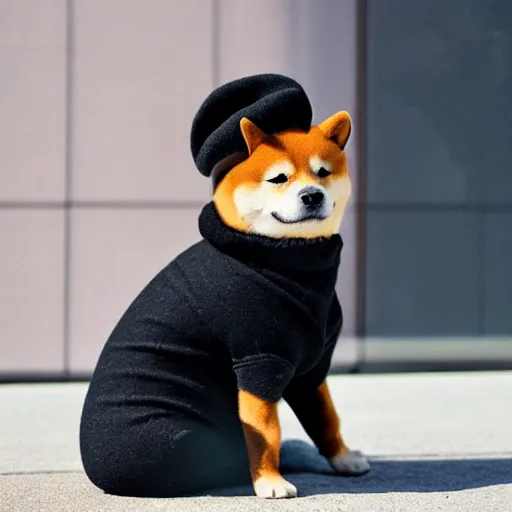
[254,475,298,499]
[329,449,371,475]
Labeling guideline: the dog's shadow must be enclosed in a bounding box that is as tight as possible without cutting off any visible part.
[208,439,512,497]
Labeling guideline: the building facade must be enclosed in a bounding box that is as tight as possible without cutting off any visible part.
[1,0,511,378]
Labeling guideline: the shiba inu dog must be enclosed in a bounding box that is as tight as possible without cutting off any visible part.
[80,74,369,500]
[213,112,369,498]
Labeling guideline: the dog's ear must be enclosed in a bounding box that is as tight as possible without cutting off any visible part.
[318,111,351,150]
[240,117,268,155]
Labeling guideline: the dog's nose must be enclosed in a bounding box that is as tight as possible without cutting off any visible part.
[300,187,325,207]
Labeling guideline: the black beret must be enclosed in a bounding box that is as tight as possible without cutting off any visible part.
[190,73,313,181]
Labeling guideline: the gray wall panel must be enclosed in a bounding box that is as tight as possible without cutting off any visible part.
[366,0,512,206]
[483,213,512,335]
[365,0,512,341]
[365,211,480,336]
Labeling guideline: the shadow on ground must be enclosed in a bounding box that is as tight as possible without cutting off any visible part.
[209,440,512,498]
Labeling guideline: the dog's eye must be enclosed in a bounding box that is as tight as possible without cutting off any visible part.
[317,167,331,178]
[267,173,288,184]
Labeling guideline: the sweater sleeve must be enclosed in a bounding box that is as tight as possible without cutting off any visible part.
[221,282,313,403]
[226,310,309,402]
[233,353,296,403]
[283,339,337,402]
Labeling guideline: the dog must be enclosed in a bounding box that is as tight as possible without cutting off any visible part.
[79,74,370,499]
[213,112,369,498]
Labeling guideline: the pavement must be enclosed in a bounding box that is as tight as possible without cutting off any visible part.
[1,371,511,511]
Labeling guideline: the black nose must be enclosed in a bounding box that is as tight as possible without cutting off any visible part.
[300,187,325,207]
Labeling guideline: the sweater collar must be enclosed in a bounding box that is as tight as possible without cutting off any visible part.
[198,202,343,274]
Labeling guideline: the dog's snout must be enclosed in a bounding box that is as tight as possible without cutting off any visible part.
[302,192,324,207]
[299,187,325,208]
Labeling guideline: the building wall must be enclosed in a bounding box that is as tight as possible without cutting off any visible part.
[363,0,512,362]
[0,0,360,377]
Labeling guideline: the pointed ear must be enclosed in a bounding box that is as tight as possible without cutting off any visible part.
[318,111,352,150]
[240,117,268,154]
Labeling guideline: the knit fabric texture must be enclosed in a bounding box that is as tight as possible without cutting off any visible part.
[79,201,343,497]
[190,73,313,178]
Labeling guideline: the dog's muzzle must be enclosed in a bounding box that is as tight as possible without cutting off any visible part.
[272,186,329,224]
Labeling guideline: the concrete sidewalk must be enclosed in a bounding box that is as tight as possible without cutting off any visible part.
[1,372,511,511]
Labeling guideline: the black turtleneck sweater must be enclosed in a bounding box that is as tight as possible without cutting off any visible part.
[195,202,343,403]
[80,201,343,496]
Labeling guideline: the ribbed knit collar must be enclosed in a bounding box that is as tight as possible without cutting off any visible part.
[198,201,343,274]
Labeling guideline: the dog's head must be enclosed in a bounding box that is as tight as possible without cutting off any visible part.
[213,112,352,239]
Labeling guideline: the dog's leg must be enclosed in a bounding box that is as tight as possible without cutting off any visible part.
[286,380,370,475]
[238,390,297,498]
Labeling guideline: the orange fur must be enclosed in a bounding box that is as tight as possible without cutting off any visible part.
[318,111,351,149]
[311,381,349,458]
[240,118,268,154]
[238,390,282,482]
[238,381,351,496]
[283,379,349,459]
[213,112,352,238]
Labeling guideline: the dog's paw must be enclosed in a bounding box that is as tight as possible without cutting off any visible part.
[254,475,297,499]
[329,450,371,475]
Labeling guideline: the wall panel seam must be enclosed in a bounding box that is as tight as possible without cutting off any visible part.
[63,0,75,377]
